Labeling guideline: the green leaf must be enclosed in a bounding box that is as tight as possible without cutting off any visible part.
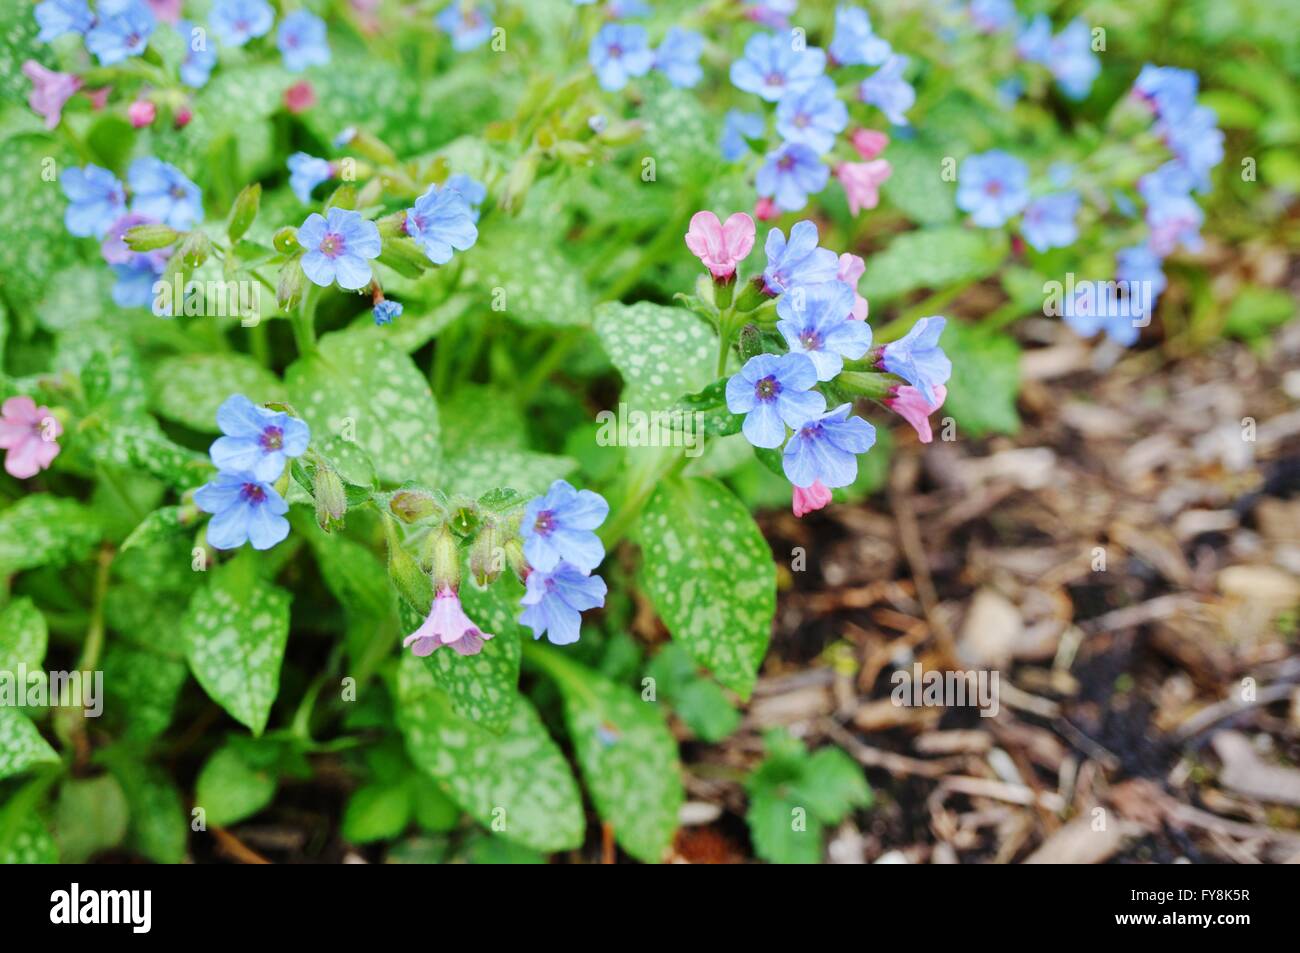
[796,747,872,824]
[0,496,103,574]
[101,644,188,744]
[89,419,213,491]
[468,231,594,328]
[411,774,460,832]
[0,138,80,289]
[0,597,48,673]
[594,301,717,410]
[111,760,188,864]
[861,226,1007,306]
[287,330,440,484]
[0,709,58,780]
[54,775,130,862]
[881,138,957,225]
[396,654,584,853]
[530,645,683,863]
[195,743,278,827]
[940,321,1021,437]
[441,445,577,498]
[343,783,413,843]
[121,506,194,552]
[747,786,822,864]
[636,477,776,698]
[1223,285,1297,340]
[183,559,291,736]
[0,815,57,864]
[148,354,287,432]
[398,578,524,734]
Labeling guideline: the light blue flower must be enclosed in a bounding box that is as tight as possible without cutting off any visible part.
[373,300,403,325]
[277,10,330,73]
[1048,19,1099,100]
[1133,64,1198,123]
[756,141,828,212]
[128,157,203,230]
[85,0,155,66]
[436,1,494,51]
[195,470,291,551]
[1162,105,1223,192]
[1139,162,1204,255]
[588,23,654,91]
[655,27,704,88]
[777,281,871,381]
[445,174,487,222]
[1061,281,1139,347]
[34,0,93,43]
[518,562,607,646]
[1116,245,1166,325]
[522,479,609,574]
[761,219,839,294]
[782,403,876,489]
[721,109,765,161]
[829,6,891,67]
[726,352,826,449]
[404,184,478,264]
[776,76,848,156]
[1021,191,1080,252]
[881,316,951,406]
[1015,14,1051,62]
[62,164,126,238]
[956,150,1029,228]
[210,394,310,482]
[859,54,914,126]
[298,207,382,290]
[110,255,167,309]
[730,30,826,102]
[177,20,217,88]
[210,0,274,48]
[969,0,1016,33]
[287,152,332,204]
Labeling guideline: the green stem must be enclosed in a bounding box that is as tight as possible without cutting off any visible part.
[600,450,690,547]
[291,283,321,356]
[517,331,581,404]
[77,546,113,674]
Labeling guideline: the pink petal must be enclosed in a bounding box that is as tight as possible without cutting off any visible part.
[719,212,756,260]
[886,384,946,444]
[4,437,44,479]
[792,480,833,517]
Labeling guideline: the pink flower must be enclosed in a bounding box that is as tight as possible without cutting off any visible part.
[87,87,112,111]
[128,99,156,128]
[754,196,779,221]
[403,586,494,657]
[174,105,193,129]
[684,210,755,281]
[0,396,62,479]
[837,252,869,321]
[792,480,832,517]
[146,0,182,24]
[850,128,889,160]
[284,81,316,114]
[885,384,946,443]
[835,159,892,215]
[22,61,81,131]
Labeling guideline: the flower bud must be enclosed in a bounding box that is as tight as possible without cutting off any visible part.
[124,223,180,251]
[127,100,155,128]
[227,183,261,243]
[177,230,210,268]
[425,524,461,592]
[272,226,300,254]
[468,521,505,588]
[387,526,432,613]
[389,487,442,524]
[313,467,347,532]
[739,324,763,361]
[276,258,306,310]
[733,276,768,312]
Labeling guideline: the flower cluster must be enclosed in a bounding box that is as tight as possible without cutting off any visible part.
[956,150,1080,252]
[1012,14,1100,102]
[194,395,309,551]
[722,8,910,215]
[588,21,705,91]
[685,211,951,517]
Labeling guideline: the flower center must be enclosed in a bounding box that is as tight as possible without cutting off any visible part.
[777,154,796,171]
[755,375,781,401]
[985,181,1003,197]
[794,112,810,128]
[608,44,624,58]
[260,425,284,451]
[240,482,266,505]
[799,329,822,351]
[765,71,785,87]
[800,422,824,440]
[319,232,345,257]
[170,184,186,199]
[533,510,555,536]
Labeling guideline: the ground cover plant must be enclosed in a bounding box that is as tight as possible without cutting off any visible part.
[0,0,1295,865]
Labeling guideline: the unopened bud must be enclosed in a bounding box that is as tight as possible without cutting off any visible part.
[177,230,211,268]
[426,524,461,592]
[389,487,441,524]
[468,522,505,588]
[124,223,180,251]
[227,183,261,242]
[276,258,306,310]
[272,226,300,254]
[313,467,347,532]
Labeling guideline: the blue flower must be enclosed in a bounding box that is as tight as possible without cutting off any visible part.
[730,31,826,102]
[608,0,651,17]
[1133,64,1198,123]
[829,6,891,67]
[404,184,478,264]
[84,0,155,66]
[1048,19,1099,100]
[177,21,217,88]
[1061,281,1139,347]
[762,219,839,294]
[1139,162,1204,255]
[277,10,330,73]
[1021,191,1080,252]
[208,394,309,482]
[1116,245,1166,325]
[859,54,914,126]
[1162,106,1223,192]
[287,152,332,204]
[1015,14,1051,62]
[373,300,403,325]
[726,352,826,449]
[655,27,704,88]
[776,76,848,156]
[588,23,654,91]
[34,0,93,43]
[881,316,951,406]
[128,157,203,230]
[210,0,274,48]
[956,150,1029,228]
[445,174,487,222]
[518,562,607,646]
[436,1,493,51]
[522,479,609,574]
[62,164,126,238]
[299,207,382,290]
[756,141,828,212]
[195,470,291,551]
[777,281,871,381]
[782,403,876,488]
[721,109,765,161]
[968,0,1016,33]
[110,255,166,309]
